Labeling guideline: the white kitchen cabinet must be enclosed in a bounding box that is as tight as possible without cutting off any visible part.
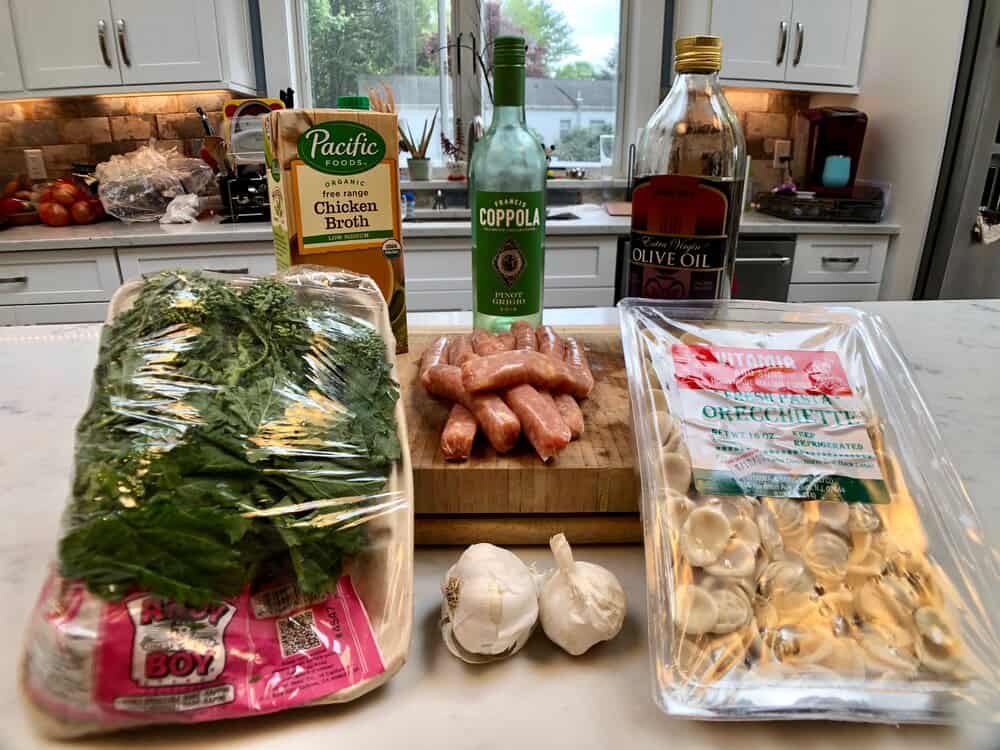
[110,0,221,85]
[0,1,23,92]
[6,0,254,96]
[791,234,888,285]
[0,248,119,306]
[783,0,869,88]
[709,0,793,81]
[403,235,618,311]
[11,0,122,89]
[681,0,869,90]
[117,243,277,280]
[787,282,879,303]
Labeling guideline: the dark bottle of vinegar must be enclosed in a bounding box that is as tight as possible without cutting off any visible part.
[627,35,746,300]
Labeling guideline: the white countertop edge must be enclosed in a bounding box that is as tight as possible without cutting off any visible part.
[0,207,900,254]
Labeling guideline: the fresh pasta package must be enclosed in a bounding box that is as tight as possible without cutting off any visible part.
[618,298,1000,723]
[20,268,413,737]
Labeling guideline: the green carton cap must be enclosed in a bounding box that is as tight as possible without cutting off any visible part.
[336,95,371,110]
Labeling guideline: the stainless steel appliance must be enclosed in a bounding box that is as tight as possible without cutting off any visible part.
[732,235,795,301]
[616,234,795,302]
[917,0,1000,299]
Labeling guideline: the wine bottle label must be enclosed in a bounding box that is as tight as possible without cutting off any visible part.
[627,175,739,300]
[473,191,545,317]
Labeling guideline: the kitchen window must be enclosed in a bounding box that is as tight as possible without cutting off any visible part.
[478,0,621,167]
[267,0,664,175]
[300,0,453,165]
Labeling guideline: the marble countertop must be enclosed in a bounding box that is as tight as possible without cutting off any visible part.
[0,301,994,749]
[0,206,900,253]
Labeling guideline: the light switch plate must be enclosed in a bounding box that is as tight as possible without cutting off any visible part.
[772,139,792,168]
[23,149,46,181]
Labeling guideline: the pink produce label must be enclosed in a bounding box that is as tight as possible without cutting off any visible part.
[69,576,385,722]
[668,344,887,503]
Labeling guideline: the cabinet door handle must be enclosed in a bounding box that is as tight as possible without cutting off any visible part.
[97,20,112,67]
[793,22,805,66]
[821,256,860,267]
[776,21,789,65]
[205,267,250,275]
[0,275,28,284]
[116,18,131,67]
[736,256,792,266]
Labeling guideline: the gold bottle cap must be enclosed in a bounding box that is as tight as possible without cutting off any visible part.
[675,35,722,73]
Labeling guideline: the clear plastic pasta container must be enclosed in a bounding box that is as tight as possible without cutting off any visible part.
[618,298,1000,723]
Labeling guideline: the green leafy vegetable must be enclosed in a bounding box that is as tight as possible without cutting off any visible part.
[59,271,400,606]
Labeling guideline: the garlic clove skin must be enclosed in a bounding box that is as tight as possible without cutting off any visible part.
[441,543,539,663]
[539,534,627,656]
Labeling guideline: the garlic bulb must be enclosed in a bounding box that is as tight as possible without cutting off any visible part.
[440,543,539,663]
[539,534,626,656]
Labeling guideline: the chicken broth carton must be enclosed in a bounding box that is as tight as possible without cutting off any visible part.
[264,108,407,351]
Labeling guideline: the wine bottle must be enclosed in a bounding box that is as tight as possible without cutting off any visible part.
[627,35,746,300]
[470,36,547,331]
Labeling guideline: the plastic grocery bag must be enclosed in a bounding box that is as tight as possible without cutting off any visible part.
[619,298,1000,723]
[96,144,214,222]
[21,268,413,737]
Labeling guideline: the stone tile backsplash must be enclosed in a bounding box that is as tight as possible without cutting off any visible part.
[0,91,233,178]
[0,86,808,192]
[722,88,811,191]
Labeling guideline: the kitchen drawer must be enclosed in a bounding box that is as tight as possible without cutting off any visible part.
[404,235,618,292]
[0,249,119,306]
[787,282,880,303]
[2,302,108,324]
[791,235,889,284]
[117,243,277,280]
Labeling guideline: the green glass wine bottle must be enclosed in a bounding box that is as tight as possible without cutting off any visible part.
[470,36,547,332]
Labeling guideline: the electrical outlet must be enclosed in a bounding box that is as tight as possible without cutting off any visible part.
[772,139,792,168]
[23,149,46,181]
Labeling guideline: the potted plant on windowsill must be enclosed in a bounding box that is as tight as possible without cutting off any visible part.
[400,109,437,181]
[441,120,466,181]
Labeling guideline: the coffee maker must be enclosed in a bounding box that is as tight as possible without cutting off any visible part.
[795,106,868,193]
[756,105,882,222]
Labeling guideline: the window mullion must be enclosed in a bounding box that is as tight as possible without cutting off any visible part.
[453,0,486,138]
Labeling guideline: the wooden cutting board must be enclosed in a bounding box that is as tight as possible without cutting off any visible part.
[401,327,639,517]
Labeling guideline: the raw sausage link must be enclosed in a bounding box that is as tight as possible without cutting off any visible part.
[472,330,505,356]
[441,403,477,461]
[449,334,477,366]
[461,350,588,398]
[419,336,451,391]
[510,321,537,351]
[553,392,585,439]
[504,384,571,461]
[423,363,466,403]
[536,325,566,359]
[497,332,516,351]
[423,364,521,453]
[563,337,596,398]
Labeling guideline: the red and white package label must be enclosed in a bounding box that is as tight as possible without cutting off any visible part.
[667,344,887,502]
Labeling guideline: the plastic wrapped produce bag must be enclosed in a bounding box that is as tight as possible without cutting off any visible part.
[20,268,413,737]
[96,144,214,222]
[618,298,1000,723]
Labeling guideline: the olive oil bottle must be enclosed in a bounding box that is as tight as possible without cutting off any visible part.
[470,36,547,331]
[627,35,746,300]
